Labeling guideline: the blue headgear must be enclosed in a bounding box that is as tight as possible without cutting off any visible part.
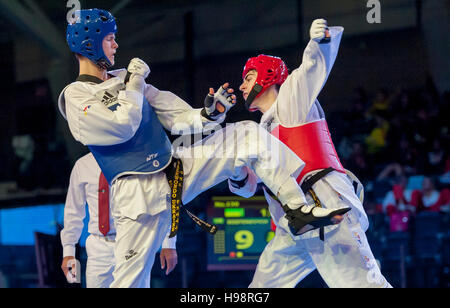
[66,9,117,69]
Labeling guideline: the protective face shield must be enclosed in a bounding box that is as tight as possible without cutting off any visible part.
[242,54,288,111]
[66,9,117,69]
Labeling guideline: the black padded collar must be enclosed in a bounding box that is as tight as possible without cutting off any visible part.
[76,74,105,84]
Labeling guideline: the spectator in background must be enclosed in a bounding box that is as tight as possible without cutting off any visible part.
[382,176,416,216]
[410,177,450,213]
[426,139,447,175]
[367,88,391,114]
[11,133,71,191]
[381,176,416,232]
[377,136,420,181]
[377,163,403,181]
[443,159,450,182]
[391,90,411,115]
[353,86,369,111]
[412,108,431,148]
[345,141,372,182]
[364,111,389,156]
[11,135,36,190]
[386,90,414,146]
[337,137,353,163]
[347,86,372,133]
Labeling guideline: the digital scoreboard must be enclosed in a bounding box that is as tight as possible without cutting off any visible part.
[206,196,275,271]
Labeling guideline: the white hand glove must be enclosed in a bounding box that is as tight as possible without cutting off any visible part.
[127,58,150,79]
[65,259,81,284]
[202,83,237,121]
[310,18,329,42]
[126,58,150,94]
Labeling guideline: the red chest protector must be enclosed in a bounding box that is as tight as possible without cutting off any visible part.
[271,119,345,183]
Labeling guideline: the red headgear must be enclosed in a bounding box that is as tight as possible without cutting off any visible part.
[242,54,288,111]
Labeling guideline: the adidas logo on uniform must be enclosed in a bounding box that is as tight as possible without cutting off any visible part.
[125,250,138,260]
[101,91,121,111]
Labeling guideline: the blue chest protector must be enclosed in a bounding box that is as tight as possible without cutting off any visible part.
[86,80,172,185]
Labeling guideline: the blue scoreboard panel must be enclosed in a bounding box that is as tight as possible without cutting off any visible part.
[206,196,275,271]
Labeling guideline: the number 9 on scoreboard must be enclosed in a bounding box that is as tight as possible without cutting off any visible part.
[234,230,254,250]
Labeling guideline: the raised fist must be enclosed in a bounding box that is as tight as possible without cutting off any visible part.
[310,19,329,43]
[127,58,150,79]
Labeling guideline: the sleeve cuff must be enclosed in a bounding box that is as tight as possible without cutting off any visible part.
[228,169,258,198]
[229,174,249,189]
[201,110,226,125]
[162,235,177,249]
[63,245,76,258]
[329,26,344,35]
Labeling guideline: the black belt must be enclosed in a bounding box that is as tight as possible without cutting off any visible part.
[300,167,335,193]
[164,158,218,238]
[164,159,183,238]
[300,167,335,241]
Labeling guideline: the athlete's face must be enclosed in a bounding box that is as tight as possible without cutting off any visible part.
[103,33,119,66]
[239,70,257,101]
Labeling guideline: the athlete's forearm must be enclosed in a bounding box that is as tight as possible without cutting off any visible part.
[145,84,219,135]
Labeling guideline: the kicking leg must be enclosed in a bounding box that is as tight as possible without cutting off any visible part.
[179,121,345,233]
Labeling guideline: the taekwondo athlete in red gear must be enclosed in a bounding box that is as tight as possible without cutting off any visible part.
[233,19,392,288]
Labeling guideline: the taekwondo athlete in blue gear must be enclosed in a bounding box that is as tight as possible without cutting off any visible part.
[89,97,173,185]
[65,8,172,184]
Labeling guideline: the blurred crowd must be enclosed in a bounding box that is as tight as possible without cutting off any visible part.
[329,77,449,231]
